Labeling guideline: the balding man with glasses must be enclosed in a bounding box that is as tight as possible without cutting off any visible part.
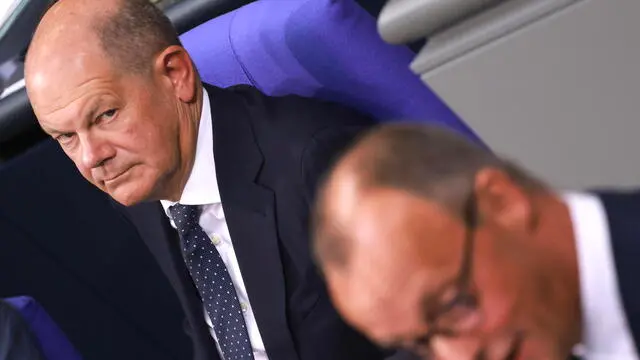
[312,123,640,360]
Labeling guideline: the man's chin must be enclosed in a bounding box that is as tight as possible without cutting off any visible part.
[107,182,153,207]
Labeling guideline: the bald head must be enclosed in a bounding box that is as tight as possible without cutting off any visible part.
[27,0,180,79]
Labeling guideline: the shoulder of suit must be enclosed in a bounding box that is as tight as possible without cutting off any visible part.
[588,188,640,201]
[204,82,375,153]
[589,188,640,213]
[204,82,373,126]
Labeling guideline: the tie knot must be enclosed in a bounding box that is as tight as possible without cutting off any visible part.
[169,204,201,231]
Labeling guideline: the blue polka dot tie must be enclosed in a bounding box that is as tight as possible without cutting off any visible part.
[170,204,255,360]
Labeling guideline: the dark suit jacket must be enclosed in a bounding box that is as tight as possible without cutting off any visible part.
[121,84,388,360]
[597,189,640,355]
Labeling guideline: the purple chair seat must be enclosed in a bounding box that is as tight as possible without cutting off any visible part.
[4,296,81,360]
[179,0,482,143]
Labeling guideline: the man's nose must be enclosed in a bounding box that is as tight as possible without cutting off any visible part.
[79,133,114,169]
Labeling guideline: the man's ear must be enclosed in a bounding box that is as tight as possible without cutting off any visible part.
[473,167,533,233]
[153,45,198,103]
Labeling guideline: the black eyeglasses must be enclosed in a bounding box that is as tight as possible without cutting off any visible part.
[403,195,481,357]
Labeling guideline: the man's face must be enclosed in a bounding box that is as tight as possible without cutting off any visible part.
[322,185,578,360]
[27,44,188,205]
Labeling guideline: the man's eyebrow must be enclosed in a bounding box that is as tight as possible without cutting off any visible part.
[41,98,106,136]
[41,126,64,136]
[83,99,103,121]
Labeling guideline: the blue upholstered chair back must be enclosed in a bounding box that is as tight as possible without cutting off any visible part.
[3,296,82,360]
[179,0,481,142]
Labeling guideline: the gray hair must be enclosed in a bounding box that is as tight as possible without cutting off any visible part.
[94,0,182,74]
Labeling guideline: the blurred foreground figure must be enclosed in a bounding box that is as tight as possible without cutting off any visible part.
[313,123,640,360]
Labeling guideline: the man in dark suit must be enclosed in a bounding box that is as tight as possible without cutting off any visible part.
[313,123,640,360]
[24,0,394,359]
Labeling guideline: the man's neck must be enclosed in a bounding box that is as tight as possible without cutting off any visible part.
[163,85,204,202]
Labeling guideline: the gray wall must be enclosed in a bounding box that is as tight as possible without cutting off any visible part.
[423,0,639,190]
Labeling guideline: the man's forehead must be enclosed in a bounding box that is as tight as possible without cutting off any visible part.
[323,180,464,272]
[347,188,451,243]
[28,53,115,115]
[340,188,467,298]
[324,169,363,223]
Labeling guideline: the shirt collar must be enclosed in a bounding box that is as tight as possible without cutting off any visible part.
[160,88,220,216]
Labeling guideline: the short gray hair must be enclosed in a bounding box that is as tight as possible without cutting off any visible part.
[94,0,182,74]
[352,123,544,215]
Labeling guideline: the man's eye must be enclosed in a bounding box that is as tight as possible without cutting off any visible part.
[56,133,75,144]
[98,109,117,121]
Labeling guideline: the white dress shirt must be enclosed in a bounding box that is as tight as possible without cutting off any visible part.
[161,88,269,360]
[565,192,638,360]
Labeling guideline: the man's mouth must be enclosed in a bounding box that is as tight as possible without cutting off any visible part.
[103,167,131,185]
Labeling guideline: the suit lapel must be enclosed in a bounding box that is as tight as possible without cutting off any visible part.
[597,190,640,354]
[207,85,299,360]
[121,201,193,309]
[121,201,221,360]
